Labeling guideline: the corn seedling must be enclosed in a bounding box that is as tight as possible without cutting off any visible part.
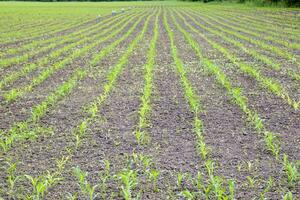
[117,169,140,200]
[5,161,21,197]
[149,169,160,192]
[264,132,281,160]
[283,191,293,200]
[24,171,61,200]
[283,154,299,187]
[246,176,256,188]
[73,167,99,200]
[177,172,185,189]
[98,160,111,199]
[259,177,273,199]
[180,189,194,200]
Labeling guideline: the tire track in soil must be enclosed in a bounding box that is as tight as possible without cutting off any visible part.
[0,14,149,199]
[43,15,153,199]
[168,12,284,199]
[0,16,141,132]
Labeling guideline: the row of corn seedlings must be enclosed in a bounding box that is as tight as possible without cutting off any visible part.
[0,68,86,152]
[194,8,300,51]
[1,12,147,103]
[134,11,160,145]
[0,11,150,151]
[71,152,160,200]
[73,11,154,148]
[213,8,300,40]
[0,20,75,44]
[211,8,300,38]
[64,11,154,199]
[187,8,299,68]
[169,11,299,197]
[178,9,300,83]
[0,12,138,91]
[175,10,299,110]
[0,11,155,199]
[2,156,70,199]
[0,18,54,34]
[0,12,94,44]
[0,11,131,68]
[163,11,235,200]
[204,6,299,32]
[216,12,300,50]
[0,11,134,58]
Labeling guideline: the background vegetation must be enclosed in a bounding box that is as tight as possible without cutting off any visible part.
[0,0,299,7]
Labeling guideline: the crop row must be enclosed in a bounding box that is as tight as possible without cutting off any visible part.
[177,9,300,83]
[164,11,235,199]
[1,12,145,103]
[0,10,155,199]
[0,17,86,44]
[0,12,137,92]
[1,9,142,57]
[199,9,300,51]
[0,11,149,151]
[175,9,299,110]
[169,9,299,197]
[206,6,299,35]
[134,11,160,145]
[0,11,129,63]
[188,9,299,67]
[206,10,300,48]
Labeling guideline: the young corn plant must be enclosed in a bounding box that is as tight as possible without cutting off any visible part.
[149,169,160,192]
[98,160,111,199]
[259,177,273,199]
[25,171,61,200]
[177,172,185,190]
[117,169,140,200]
[55,156,69,173]
[228,179,235,200]
[264,132,281,160]
[283,154,299,187]
[5,161,21,197]
[283,191,293,200]
[179,189,194,200]
[74,119,89,149]
[73,167,99,200]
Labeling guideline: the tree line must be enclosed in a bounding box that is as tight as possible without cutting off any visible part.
[0,0,298,7]
[182,0,299,7]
